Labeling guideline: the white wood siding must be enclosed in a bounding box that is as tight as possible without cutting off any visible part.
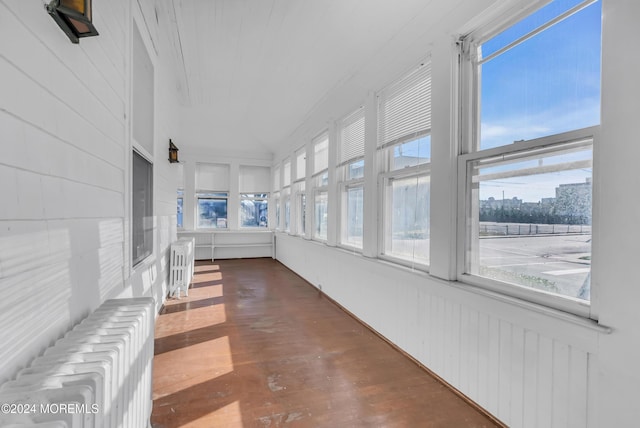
[0,0,179,382]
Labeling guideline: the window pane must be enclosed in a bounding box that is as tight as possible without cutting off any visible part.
[314,191,328,240]
[391,135,431,170]
[469,144,592,300]
[274,193,280,229]
[132,151,153,266]
[240,197,268,228]
[348,159,364,180]
[479,0,601,150]
[177,190,184,227]
[345,186,364,248]
[198,198,228,228]
[298,193,306,236]
[386,175,430,265]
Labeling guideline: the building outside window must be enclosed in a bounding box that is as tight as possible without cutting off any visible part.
[459,0,601,312]
[378,60,432,268]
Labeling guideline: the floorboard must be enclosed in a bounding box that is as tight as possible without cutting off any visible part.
[151,258,503,427]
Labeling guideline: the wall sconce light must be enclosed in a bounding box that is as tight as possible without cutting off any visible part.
[46,0,99,44]
[169,140,180,163]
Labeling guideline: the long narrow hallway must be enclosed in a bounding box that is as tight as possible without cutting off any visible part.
[151,258,502,427]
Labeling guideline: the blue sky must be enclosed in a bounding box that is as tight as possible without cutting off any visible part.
[478,0,601,202]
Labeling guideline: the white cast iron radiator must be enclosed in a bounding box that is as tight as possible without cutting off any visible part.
[169,237,195,298]
[0,297,155,428]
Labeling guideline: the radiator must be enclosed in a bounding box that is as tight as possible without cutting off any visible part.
[0,297,155,428]
[169,237,195,298]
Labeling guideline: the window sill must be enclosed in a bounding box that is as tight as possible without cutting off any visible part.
[454,274,611,334]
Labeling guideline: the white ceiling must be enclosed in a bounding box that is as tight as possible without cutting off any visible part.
[160,0,494,157]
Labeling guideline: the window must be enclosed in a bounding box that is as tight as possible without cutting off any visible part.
[196,163,230,229]
[197,193,228,228]
[274,192,281,230]
[460,0,601,312]
[283,188,291,232]
[176,163,184,228]
[177,189,183,229]
[295,182,306,236]
[132,150,153,266]
[378,60,432,268]
[312,132,329,241]
[314,187,328,241]
[239,165,270,228]
[338,107,365,249]
[293,147,306,236]
[240,194,268,227]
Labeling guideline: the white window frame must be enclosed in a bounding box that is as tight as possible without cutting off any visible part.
[457,0,601,317]
[457,127,596,317]
[376,59,432,270]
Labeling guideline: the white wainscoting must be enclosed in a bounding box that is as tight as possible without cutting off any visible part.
[275,233,602,428]
[178,230,274,261]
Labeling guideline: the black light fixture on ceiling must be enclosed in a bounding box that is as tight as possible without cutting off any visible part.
[46,0,99,44]
[169,140,180,163]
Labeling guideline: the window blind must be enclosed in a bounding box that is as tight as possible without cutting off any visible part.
[313,132,329,174]
[283,159,291,187]
[196,163,229,192]
[295,147,306,180]
[273,166,281,191]
[338,107,365,165]
[378,59,432,148]
[239,165,270,193]
[177,163,184,189]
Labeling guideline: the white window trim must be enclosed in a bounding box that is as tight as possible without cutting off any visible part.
[457,126,598,318]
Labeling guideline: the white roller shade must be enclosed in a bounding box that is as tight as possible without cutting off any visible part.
[196,163,229,192]
[378,59,432,148]
[177,163,184,189]
[273,166,281,191]
[295,147,306,180]
[338,107,365,165]
[313,132,329,174]
[283,159,291,187]
[240,165,270,193]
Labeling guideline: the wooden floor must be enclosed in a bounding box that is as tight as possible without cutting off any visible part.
[151,258,502,428]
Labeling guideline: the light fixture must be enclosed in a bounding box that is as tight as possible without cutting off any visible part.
[46,0,99,44]
[169,140,180,163]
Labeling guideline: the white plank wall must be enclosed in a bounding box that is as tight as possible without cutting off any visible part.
[0,0,179,382]
[275,233,596,428]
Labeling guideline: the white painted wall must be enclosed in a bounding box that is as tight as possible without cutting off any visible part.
[0,0,180,382]
[274,0,640,427]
